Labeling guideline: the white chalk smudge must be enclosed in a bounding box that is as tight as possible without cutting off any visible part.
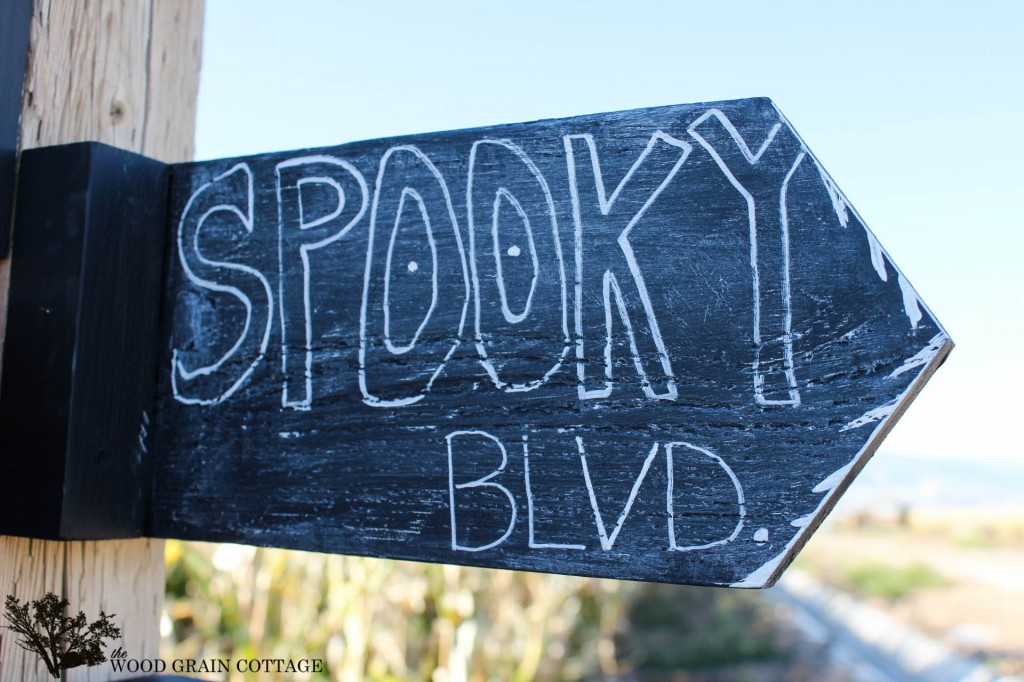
[815,161,849,228]
[840,398,899,432]
[890,333,947,379]
[790,514,814,528]
[731,537,795,587]
[812,462,853,493]
[732,458,857,588]
[898,273,923,329]
[866,232,888,281]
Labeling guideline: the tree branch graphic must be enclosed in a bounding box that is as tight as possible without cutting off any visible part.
[3,593,121,678]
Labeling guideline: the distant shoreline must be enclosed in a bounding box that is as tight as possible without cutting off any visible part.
[834,451,1024,514]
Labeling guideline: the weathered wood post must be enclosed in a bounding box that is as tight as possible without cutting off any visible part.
[0,2,204,679]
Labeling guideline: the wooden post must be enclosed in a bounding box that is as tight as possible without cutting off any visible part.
[0,2,203,679]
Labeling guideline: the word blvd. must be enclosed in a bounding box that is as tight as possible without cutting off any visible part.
[445,429,749,554]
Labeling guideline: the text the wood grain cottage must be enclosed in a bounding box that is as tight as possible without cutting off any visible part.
[154,99,950,587]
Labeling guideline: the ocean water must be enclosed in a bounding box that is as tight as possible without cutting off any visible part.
[832,452,1024,513]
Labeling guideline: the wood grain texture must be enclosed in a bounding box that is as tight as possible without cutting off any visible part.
[0,0,203,678]
[0,0,33,256]
[152,98,951,588]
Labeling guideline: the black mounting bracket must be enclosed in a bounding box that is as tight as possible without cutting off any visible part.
[0,143,168,539]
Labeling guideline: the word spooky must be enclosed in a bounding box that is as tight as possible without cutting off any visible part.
[155,99,949,587]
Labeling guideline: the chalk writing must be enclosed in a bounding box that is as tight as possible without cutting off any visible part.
[687,109,802,406]
[157,98,950,587]
[172,116,805,409]
[360,145,469,407]
[276,155,368,409]
[172,163,273,406]
[468,139,569,392]
[565,131,689,401]
[446,430,747,553]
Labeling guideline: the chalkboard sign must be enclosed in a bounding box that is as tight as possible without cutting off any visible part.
[0,98,952,587]
[149,98,951,586]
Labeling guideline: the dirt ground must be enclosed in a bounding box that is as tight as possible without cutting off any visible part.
[796,509,1024,677]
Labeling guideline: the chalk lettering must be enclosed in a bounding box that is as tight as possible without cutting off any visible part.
[687,109,803,406]
[360,146,470,407]
[468,139,570,392]
[446,431,749,554]
[665,441,745,551]
[523,436,585,550]
[276,156,368,410]
[564,132,691,401]
[447,430,517,551]
[152,98,951,588]
[172,163,274,405]
[578,437,659,551]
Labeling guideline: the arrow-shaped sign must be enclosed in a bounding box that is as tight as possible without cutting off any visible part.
[0,98,951,587]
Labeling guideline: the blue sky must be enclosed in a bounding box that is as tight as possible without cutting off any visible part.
[195,1,1023,464]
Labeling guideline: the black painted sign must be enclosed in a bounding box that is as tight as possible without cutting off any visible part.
[86,99,957,586]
